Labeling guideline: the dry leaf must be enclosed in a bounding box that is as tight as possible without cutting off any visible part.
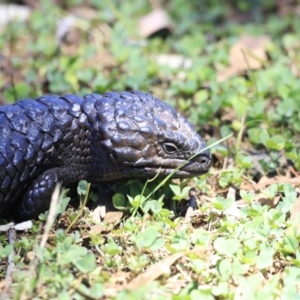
[253,176,280,206]
[0,223,14,232]
[277,0,300,16]
[88,211,123,236]
[13,221,32,231]
[104,211,123,223]
[0,4,31,26]
[87,224,108,236]
[138,9,172,38]
[224,187,241,218]
[283,37,300,78]
[226,186,236,201]
[256,193,280,207]
[155,54,192,69]
[126,252,183,290]
[0,221,32,232]
[224,203,240,218]
[91,205,106,223]
[290,195,300,231]
[184,206,194,222]
[217,35,271,82]
[68,6,98,20]
[125,247,207,290]
[240,175,300,190]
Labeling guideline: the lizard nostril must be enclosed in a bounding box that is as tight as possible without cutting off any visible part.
[199,155,211,169]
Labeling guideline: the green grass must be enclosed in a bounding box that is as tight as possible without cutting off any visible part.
[1,0,300,299]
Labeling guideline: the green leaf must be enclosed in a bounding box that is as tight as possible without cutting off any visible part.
[217,259,232,281]
[123,218,138,231]
[182,186,192,197]
[232,258,249,275]
[256,246,274,269]
[0,244,13,258]
[90,283,104,298]
[231,95,248,117]
[143,200,162,214]
[214,238,240,256]
[169,184,181,196]
[212,197,234,211]
[131,227,165,251]
[248,128,261,144]
[212,281,229,297]
[77,180,88,196]
[113,193,128,210]
[3,82,31,103]
[56,189,71,214]
[190,289,214,300]
[259,129,270,145]
[282,235,298,255]
[103,238,122,256]
[168,231,190,252]
[265,135,285,150]
[240,191,255,203]
[242,250,257,265]
[190,259,206,274]
[73,253,96,273]
[194,89,209,104]
[192,229,210,246]
[129,194,146,208]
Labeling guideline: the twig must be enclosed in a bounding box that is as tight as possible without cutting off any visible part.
[185,189,197,222]
[40,183,61,249]
[0,228,17,299]
[9,72,17,102]
[104,0,135,37]
[289,165,299,178]
[66,183,91,233]
[241,48,260,101]
[5,228,16,287]
[149,0,162,9]
[19,183,61,300]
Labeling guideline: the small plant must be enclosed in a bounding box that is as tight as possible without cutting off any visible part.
[1,0,300,298]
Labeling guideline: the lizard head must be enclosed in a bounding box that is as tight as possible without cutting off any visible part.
[95,91,211,180]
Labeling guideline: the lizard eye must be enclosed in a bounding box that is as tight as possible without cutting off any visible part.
[163,142,178,154]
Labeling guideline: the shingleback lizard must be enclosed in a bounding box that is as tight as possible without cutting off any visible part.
[0,91,211,222]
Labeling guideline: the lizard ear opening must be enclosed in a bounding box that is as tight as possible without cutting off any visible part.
[162,142,178,154]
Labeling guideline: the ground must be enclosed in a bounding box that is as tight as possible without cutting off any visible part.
[1,0,300,299]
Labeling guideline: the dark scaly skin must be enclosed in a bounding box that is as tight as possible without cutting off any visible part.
[0,91,211,222]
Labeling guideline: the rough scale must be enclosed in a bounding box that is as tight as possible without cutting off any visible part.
[0,91,211,221]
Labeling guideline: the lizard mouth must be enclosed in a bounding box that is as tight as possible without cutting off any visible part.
[182,154,212,171]
[141,154,212,178]
[142,167,209,178]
